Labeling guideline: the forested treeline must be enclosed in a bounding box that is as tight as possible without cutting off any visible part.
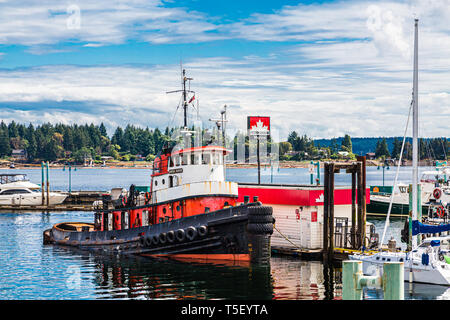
[0,120,448,163]
[0,121,173,162]
[282,131,449,161]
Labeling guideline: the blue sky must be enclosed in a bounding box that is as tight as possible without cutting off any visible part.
[0,0,448,140]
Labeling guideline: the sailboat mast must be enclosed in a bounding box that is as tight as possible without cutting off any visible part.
[182,69,188,128]
[412,18,419,249]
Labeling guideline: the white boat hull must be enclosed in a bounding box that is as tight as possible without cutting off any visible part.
[350,251,450,286]
[0,192,67,206]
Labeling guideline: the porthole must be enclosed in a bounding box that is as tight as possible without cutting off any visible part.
[163,207,167,214]
[162,179,165,184]
[155,180,158,186]
[176,205,180,211]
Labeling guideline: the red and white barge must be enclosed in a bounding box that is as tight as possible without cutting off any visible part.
[237,183,377,251]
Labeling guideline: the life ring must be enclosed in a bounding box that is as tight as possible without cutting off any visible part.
[437,206,445,218]
[145,192,151,204]
[122,196,127,207]
[433,188,442,200]
[373,187,380,193]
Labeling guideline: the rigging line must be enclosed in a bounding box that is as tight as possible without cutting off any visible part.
[441,138,448,160]
[167,95,183,129]
[420,122,436,161]
[379,98,413,249]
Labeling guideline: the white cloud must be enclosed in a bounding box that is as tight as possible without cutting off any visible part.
[0,0,448,140]
[0,0,220,46]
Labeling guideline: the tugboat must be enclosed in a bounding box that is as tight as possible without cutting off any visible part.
[44,70,274,264]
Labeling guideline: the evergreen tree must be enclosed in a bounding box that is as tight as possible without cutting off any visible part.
[375,138,390,158]
[341,134,352,153]
[25,124,37,160]
[0,129,11,157]
[111,127,124,148]
[391,138,402,159]
[99,122,108,137]
[330,138,339,154]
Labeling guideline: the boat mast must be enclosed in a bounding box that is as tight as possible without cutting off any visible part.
[412,18,419,250]
[166,69,194,130]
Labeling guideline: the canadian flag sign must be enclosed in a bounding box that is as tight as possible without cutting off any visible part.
[247,116,270,136]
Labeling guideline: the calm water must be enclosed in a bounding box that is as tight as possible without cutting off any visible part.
[0,166,447,300]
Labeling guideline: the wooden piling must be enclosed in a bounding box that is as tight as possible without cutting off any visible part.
[41,162,45,205]
[46,161,50,207]
[351,170,357,249]
[323,162,335,262]
[357,156,367,249]
[323,163,330,260]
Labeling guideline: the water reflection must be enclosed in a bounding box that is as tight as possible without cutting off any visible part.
[270,257,342,300]
[53,246,274,300]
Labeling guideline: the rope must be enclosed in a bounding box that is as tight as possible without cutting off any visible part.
[273,225,303,250]
[379,98,413,249]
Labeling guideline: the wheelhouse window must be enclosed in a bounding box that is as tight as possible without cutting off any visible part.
[181,153,187,166]
[202,152,211,165]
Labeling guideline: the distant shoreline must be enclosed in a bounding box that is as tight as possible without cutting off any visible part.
[0,159,438,170]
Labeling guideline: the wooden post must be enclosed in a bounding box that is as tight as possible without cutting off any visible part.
[41,162,45,205]
[356,162,363,249]
[356,156,367,249]
[328,163,335,261]
[323,162,335,261]
[351,170,357,249]
[46,161,50,206]
[323,163,330,259]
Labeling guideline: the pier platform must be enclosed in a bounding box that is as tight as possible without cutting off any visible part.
[271,246,378,262]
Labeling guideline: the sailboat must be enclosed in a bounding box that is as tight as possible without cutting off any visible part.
[349,19,450,286]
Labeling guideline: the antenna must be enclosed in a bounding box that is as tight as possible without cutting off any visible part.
[166,68,195,129]
[209,105,228,147]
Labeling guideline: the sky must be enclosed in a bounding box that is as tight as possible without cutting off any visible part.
[0,0,449,140]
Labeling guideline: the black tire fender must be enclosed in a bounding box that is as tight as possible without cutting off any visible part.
[167,230,175,243]
[175,228,185,242]
[159,232,167,244]
[185,226,197,241]
[197,225,207,237]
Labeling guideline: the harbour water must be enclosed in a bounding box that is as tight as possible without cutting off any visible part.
[0,166,447,300]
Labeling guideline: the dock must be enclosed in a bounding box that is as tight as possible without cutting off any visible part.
[271,246,377,261]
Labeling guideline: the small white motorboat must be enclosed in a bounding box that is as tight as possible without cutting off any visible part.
[0,187,68,206]
[350,236,450,286]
